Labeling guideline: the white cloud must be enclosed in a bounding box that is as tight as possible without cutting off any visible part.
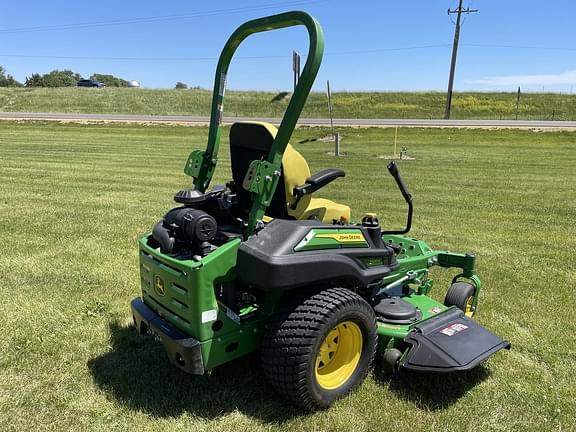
[466,70,576,86]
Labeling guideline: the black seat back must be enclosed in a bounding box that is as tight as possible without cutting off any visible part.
[229,122,289,219]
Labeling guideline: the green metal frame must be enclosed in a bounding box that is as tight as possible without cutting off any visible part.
[382,235,481,312]
[190,11,324,234]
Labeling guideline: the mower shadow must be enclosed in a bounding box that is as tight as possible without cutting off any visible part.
[89,322,490,418]
[87,321,303,422]
[373,363,491,411]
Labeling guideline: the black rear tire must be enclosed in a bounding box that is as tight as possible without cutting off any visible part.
[444,282,476,317]
[261,287,377,410]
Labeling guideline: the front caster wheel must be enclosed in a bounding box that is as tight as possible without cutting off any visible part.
[261,288,377,410]
[444,282,476,318]
[382,348,403,374]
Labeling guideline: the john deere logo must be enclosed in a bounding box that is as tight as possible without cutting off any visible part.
[316,233,366,243]
[154,275,166,296]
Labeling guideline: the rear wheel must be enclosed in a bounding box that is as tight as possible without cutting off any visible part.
[261,288,377,410]
[444,282,476,317]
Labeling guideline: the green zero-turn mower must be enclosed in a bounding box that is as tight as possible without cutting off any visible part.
[130,11,510,409]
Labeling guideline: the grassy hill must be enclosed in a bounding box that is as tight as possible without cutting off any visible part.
[0,122,574,431]
[1,87,575,120]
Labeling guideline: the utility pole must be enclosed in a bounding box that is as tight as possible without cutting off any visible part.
[292,51,301,91]
[444,0,478,119]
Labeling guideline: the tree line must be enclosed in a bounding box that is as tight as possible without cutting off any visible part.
[1,65,200,89]
[0,65,130,87]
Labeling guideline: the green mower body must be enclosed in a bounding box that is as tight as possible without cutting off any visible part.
[130,11,509,409]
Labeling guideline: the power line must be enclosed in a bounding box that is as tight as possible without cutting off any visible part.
[463,43,576,52]
[0,44,453,62]
[7,41,575,65]
[326,44,451,56]
[0,0,324,35]
[0,53,233,62]
[6,42,576,63]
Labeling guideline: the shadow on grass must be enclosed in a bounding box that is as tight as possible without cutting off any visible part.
[89,322,491,419]
[87,321,303,422]
[373,363,491,411]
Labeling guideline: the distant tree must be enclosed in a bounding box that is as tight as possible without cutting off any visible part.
[0,66,23,87]
[24,73,46,87]
[175,82,188,89]
[43,70,81,87]
[25,69,80,87]
[90,73,129,87]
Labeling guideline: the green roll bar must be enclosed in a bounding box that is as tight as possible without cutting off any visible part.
[190,11,324,234]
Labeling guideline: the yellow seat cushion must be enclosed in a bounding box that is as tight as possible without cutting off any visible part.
[282,144,312,215]
[300,198,351,223]
[282,145,350,223]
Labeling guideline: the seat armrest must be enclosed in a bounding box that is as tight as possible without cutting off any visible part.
[293,168,345,200]
[307,168,345,188]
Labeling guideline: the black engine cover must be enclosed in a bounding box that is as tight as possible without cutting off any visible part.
[152,207,217,254]
[237,219,398,291]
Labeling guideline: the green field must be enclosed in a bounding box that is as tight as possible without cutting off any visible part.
[0,121,575,431]
[1,87,576,120]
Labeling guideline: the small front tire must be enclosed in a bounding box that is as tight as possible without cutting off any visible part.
[382,348,403,374]
[444,282,476,317]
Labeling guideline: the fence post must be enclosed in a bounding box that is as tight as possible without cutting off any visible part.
[515,86,521,120]
[326,80,335,139]
[394,127,398,158]
[334,132,340,156]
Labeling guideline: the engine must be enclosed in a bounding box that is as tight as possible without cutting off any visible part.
[151,186,242,257]
[152,207,218,255]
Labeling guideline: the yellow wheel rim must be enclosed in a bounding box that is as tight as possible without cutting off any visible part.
[464,296,475,318]
[315,321,363,390]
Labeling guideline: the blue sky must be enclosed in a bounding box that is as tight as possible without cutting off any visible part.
[2,0,576,92]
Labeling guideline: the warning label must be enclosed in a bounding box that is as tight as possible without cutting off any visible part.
[440,323,468,336]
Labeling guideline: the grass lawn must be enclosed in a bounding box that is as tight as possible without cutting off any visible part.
[0,121,574,431]
[1,87,576,120]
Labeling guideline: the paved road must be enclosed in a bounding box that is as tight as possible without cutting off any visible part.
[2,111,576,129]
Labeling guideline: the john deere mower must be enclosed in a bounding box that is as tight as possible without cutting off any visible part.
[130,11,509,409]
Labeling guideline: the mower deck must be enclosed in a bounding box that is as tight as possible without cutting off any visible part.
[401,308,511,372]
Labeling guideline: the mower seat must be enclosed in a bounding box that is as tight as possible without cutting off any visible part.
[229,122,351,223]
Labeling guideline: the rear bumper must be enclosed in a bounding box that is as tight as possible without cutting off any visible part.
[130,298,205,375]
[401,308,510,372]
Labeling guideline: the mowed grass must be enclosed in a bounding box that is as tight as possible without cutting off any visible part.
[2,87,576,120]
[0,122,575,431]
